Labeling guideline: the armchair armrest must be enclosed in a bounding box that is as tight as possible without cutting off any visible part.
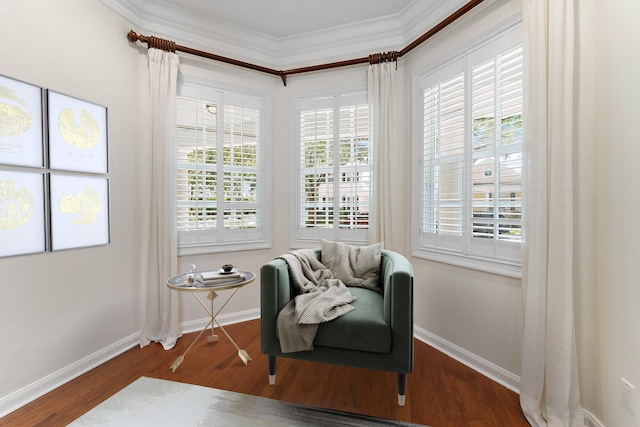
[260,257,292,355]
[380,249,414,371]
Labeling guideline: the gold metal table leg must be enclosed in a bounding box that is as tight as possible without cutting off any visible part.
[206,291,219,342]
[170,317,214,372]
[169,287,251,371]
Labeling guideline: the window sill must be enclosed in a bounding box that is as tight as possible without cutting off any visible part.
[178,240,271,256]
[412,247,521,278]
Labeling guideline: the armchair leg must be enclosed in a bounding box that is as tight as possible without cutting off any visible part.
[397,373,407,406]
[268,355,276,385]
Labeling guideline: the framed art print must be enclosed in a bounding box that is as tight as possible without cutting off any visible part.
[0,170,47,257]
[0,74,44,168]
[48,90,108,174]
[49,173,110,251]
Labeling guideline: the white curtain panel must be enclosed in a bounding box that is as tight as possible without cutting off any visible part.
[520,1,583,426]
[139,48,181,350]
[367,62,396,248]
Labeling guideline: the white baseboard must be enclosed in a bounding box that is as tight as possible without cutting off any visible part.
[414,326,606,427]
[0,309,261,419]
[584,411,605,427]
[180,308,260,334]
[0,331,140,418]
[413,325,521,393]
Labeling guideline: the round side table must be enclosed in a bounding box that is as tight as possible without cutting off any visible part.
[166,269,255,372]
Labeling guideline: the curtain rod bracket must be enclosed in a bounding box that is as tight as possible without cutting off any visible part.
[368,51,399,65]
[128,30,176,52]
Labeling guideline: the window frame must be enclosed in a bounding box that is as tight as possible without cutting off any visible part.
[290,85,372,247]
[176,75,272,256]
[411,16,523,278]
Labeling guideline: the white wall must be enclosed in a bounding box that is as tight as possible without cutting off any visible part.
[0,0,142,414]
[588,0,640,426]
[574,0,602,424]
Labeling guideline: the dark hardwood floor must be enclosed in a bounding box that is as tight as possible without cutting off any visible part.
[1,319,529,426]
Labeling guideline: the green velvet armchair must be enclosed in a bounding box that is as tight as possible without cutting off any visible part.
[260,248,414,406]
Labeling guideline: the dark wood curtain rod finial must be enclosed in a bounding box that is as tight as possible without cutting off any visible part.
[127,30,176,52]
[127,30,139,43]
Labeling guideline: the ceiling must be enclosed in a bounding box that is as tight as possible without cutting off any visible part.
[101,0,470,69]
[148,0,415,40]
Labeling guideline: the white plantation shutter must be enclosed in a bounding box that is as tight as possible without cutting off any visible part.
[422,62,465,246]
[416,26,523,274]
[222,99,260,233]
[338,103,370,230]
[300,100,333,232]
[297,92,370,243]
[176,97,218,234]
[176,83,268,254]
[470,46,523,244]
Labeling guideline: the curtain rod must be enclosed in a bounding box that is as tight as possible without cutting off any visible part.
[127,0,485,86]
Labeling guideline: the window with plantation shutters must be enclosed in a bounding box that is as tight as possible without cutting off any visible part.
[414,24,523,276]
[176,78,270,255]
[295,91,371,244]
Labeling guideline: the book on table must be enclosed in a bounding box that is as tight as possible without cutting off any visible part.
[200,270,245,285]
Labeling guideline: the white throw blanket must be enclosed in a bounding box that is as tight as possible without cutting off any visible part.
[276,249,355,353]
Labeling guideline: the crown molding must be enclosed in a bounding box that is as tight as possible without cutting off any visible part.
[401,0,471,41]
[99,0,144,28]
[99,0,470,70]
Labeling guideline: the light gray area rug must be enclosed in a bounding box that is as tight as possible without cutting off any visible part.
[68,376,428,426]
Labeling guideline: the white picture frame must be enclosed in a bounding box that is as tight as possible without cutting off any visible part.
[49,173,110,251]
[48,90,108,174]
[0,74,45,168]
[0,170,47,257]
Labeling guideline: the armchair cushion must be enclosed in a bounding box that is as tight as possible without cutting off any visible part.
[314,287,391,353]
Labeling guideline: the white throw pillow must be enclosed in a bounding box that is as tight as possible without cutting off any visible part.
[320,240,383,293]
